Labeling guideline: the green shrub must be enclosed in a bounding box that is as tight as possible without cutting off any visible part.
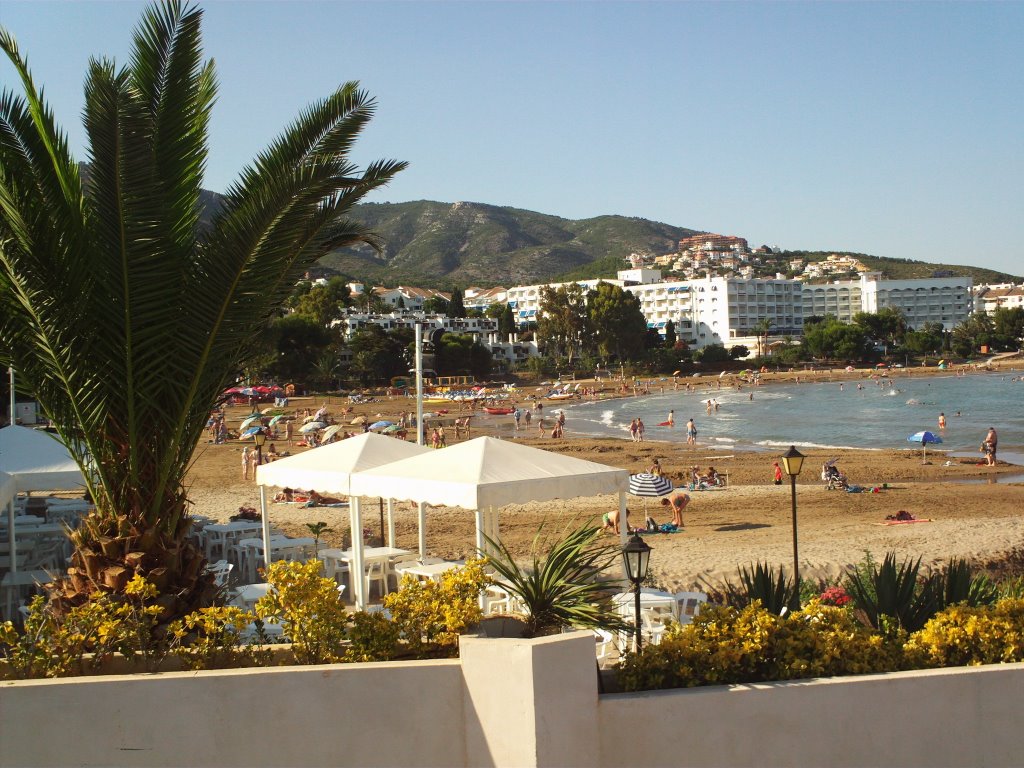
[904,597,1024,668]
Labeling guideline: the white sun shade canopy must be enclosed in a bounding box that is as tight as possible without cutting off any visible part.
[348,436,629,510]
[254,431,431,495]
[0,470,15,509]
[0,425,84,492]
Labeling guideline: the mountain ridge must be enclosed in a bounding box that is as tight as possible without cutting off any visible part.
[192,186,1020,288]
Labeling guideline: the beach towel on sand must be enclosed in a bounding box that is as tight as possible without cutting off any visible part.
[874,519,933,526]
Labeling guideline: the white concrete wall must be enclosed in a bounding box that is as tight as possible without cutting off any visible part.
[1,659,466,768]
[598,663,1024,768]
[2,634,1021,768]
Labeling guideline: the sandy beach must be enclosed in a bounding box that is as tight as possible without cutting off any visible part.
[187,359,1024,592]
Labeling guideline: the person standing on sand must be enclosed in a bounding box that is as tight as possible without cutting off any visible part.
[686,418,697,446]
[241,446,251,480]
[772,461,783,485]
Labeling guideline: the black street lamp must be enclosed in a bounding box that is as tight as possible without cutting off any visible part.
[253,427,268,469]
[622,532,652,652]
[780,445,805,611]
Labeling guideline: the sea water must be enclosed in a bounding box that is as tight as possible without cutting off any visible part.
[557,372,1024,463]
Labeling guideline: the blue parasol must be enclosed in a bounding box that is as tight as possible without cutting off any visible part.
[908,430,942,463]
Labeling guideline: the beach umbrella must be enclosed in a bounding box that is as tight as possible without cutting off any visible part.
[845,366,855,372]
[368,420,393,431]
[239,415,262,430]
[240,426,263,438]
[908,430,943,463]
[299,421,326,434]
[672,370,682,376]
[319,424,344,442]
[382,425,403,434]
[719,371,728,378]
[628,472,675,516]
[268,414,285,427]
[350,416,367,425]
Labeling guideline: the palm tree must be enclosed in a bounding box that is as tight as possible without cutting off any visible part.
[0,2,406,620]
[753,319,774,359]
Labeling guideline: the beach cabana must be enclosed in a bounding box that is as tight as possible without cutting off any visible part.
[0,425,85,574]
[254,433,431,603]
[348,436,631,600]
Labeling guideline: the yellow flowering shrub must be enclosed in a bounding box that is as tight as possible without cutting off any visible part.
[383,558,488,656]
[0,576,165,678]
[168,606,268,670]
[618,600,904,692]
[256,560,348,664]
[904,597,1024,668]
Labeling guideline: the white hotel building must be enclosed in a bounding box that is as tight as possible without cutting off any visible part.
[803,272,973,329]
[505,270,973,351]
[506,270,804,350]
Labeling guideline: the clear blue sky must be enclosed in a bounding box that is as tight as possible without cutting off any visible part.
[3,1,1022,276]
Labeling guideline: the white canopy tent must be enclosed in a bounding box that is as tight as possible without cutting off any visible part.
[0,425,85,574]
[348,436,631,593]
[254,432,431,606]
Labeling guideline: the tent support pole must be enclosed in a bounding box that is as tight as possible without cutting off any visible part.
[351,497,365,609]
[490,506,498,558]
[7,498,16,574]
[417,502,427,559]
[386,499,395,549]
[474,508,485,559]
[259,485,271,570]
[618,490,628,579]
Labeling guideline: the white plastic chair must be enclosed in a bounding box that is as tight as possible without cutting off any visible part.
[205,559,234,587]
[364,559,389,600]
[674,591,708,625]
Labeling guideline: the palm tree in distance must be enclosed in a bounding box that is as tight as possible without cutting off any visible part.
[0,1,406,620]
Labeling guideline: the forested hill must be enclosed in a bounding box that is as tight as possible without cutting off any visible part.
[189,186,1019,288]
[317,201,699,287]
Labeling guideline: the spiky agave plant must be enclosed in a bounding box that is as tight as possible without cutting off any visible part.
[482,524,628,637]
[0,1,405,622]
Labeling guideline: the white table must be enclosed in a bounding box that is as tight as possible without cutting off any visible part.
[202,521,264,561]
[612,590,677,647]
[397,560,464,582]
[228,583,274,613]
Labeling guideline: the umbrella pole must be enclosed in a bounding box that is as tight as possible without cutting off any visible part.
[386,499,395,548]
[378,497,385,546]
[618,490,628,578]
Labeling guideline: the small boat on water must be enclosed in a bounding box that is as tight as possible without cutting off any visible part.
[483,406,515,415]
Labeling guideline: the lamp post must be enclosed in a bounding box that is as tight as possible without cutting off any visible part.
[622,533,652,652]
[780,445,805,611]
[253,427,268,469]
